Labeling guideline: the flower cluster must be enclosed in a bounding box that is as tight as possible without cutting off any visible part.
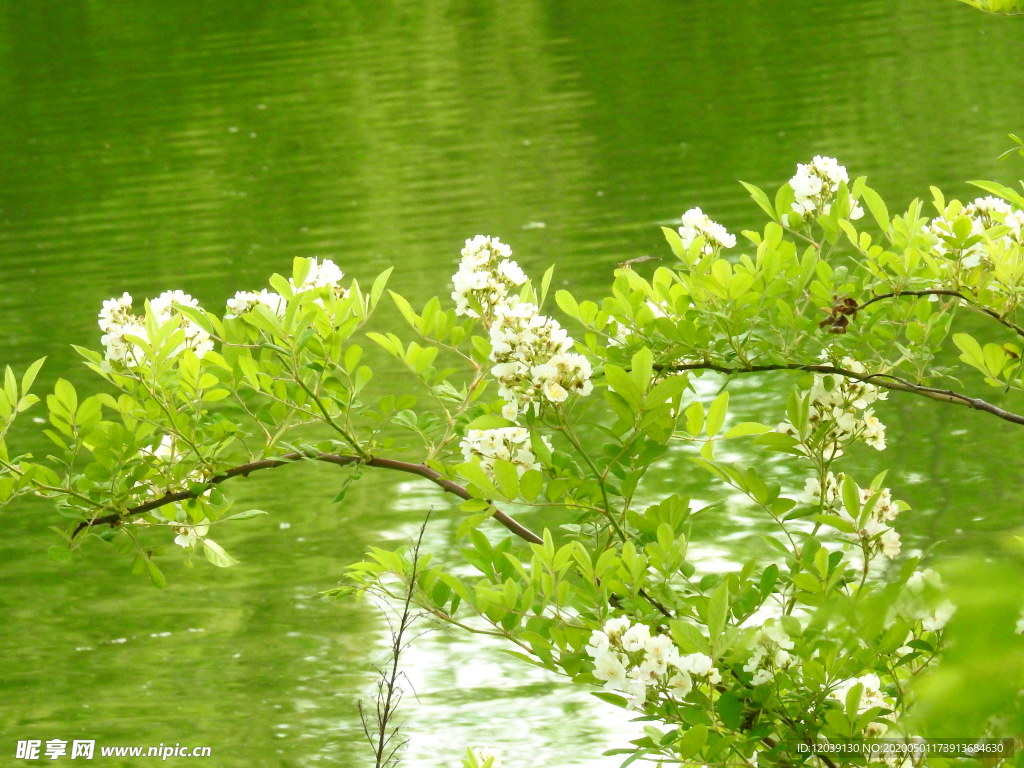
[489,303,594,420]
[778,357,887,457]
[99,290,213,365]
[829,673,894,737]
[789,156,864,221]
[928,195,1024,268]
[448,235,594,420]
[587,617,721,710]
[677,207,737,258]
[459,427,548,477]
[451,235,527,319]
[743,620,797,686]
[225,289,286,319]
[289,257,347,296]
[804,473,903,558]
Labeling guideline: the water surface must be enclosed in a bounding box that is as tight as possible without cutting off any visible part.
[1,1,1023,765]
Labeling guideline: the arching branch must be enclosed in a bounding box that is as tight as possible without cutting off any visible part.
[70,451,676,618]
[70,452,544,545]
[859,289,1024,339]
[664,362,1024,426]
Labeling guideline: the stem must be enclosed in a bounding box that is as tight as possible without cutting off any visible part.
[555,409,627,542]
[365,511,429,768]
[859,288,1024,339]
[662,362,1024,426]
[70,452,543,545]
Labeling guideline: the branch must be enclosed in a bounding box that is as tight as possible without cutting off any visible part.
[70,452,544,545]
[664,362,1024,426]
[859,289,1024,339]
[70,450,675,618]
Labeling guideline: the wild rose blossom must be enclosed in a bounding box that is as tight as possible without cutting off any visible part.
[488,302,593,420]
[587,617,720,711]
[803,472,904,559]
[225,289,286,318]
[98,290,213,365]
[928,195,1024,268]
[744,620,797,686]
[173,518,211,549]
[459,427,549,478]
[677,207,737,257]
[289,257,347,295]
[777,357,887,458]
[451,235,527,319]
[789,156,864,221]
[829,673,894,737]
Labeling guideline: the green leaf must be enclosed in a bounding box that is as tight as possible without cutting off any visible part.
[705,391,729,437]
[605,364,643,411]
[146,559,168,589]
[591,691,628,709]
[968,179,1024,209]
[860,185,889,232]
[491,459,520,499]
[740,181,777,221]
[723,421,771,439]
[706,579,729,640]
[841,475,860,521]
[202,539,239,567]
[221,509,270,522]
[676,724,707,759]
[555,290,579,319]
[20,357,46,395]
[388,291,420,330]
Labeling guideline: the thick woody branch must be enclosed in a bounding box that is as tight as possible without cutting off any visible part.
[70,452,543,545]
[664,362,1024,426]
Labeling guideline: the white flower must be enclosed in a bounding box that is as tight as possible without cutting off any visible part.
[643,634,678,673]
[451,236,525,319]
[225,289,285,318]
[98,290,213,364]
[922,600,956,632]
[587,630,611,657]
[830,673,894,735]
[593,653,629,688]
[488,302,593,418]
[880,528,902,559]
[623,677,648,710]
[751,669,773,686]
[788,156,863,220]
[173,519,210,548]
[761,621,794,650]
[677,207,736,258]
[676,652,714,676]
[667,672,693,697]
[290,258,346,294]
[542,380,568,403]
[621,623,651,653]
[460,427,547,480]
[604,617,631,640]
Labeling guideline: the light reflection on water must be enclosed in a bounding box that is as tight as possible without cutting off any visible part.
[2,0,1024,765]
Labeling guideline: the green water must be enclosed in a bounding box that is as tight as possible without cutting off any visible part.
[1,1,1023,765]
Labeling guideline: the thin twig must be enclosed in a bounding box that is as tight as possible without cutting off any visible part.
[859,289,1024,339]
[361,510,431,768]
[662,362,1024,426]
